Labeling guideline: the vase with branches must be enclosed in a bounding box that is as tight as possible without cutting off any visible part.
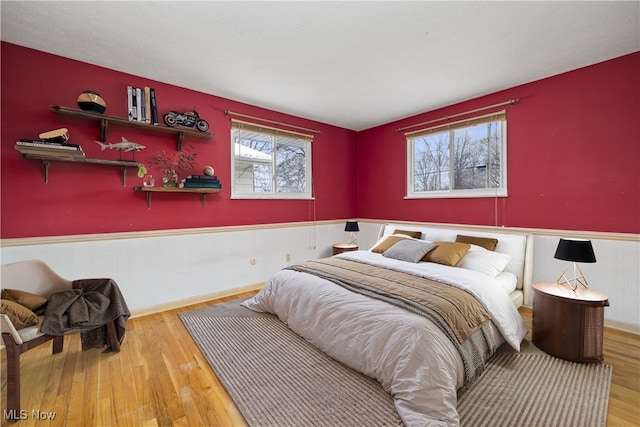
[149,145,198,188]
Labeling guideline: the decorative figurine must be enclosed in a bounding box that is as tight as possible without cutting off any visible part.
[94,137,146,152]
[77,90,106,113]
[163,108,210,132]
[143,175,155,187]
[39,128,70,143]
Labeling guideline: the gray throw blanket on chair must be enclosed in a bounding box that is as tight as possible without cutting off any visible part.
[41,278,130,352]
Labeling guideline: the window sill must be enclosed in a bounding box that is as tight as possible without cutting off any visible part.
[405,189,508,199]
[231,194,315,200]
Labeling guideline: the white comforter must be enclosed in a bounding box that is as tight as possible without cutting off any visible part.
[242,251,528,426]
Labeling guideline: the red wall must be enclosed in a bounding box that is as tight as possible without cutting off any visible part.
[356,52,640,234]
[1,43,358,238]
[2,44,638,238]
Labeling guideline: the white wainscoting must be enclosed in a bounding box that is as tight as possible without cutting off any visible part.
[531,234,640,333]
[0,221,347,317]
[2,220,638,332]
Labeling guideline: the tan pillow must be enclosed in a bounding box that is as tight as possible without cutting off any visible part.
[371,235,413,253]
[1,299,39,329]
[423,241,471,266]
[393,229,423,239]
[455,235,498,251]
[2,288,49,315]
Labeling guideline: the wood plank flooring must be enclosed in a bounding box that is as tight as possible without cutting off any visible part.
[2,294,639,426]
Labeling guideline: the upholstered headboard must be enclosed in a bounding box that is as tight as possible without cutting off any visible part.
[377,223,534,306]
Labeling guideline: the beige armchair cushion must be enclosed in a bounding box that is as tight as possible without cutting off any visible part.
[1,314,44,345]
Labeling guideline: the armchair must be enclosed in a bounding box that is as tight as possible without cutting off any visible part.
[1,260,73,421]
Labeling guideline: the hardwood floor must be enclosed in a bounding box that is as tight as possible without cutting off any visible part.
[2,294,639,426]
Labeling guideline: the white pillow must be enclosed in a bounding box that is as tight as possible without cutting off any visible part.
[494,272,518,293]
[457,244,512,277]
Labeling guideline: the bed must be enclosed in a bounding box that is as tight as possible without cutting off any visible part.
[242,223,533,426]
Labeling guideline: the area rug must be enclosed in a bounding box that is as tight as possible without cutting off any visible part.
[457,352,612,427]
[180,299,612,427]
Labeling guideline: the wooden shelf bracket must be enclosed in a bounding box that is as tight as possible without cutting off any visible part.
[42,159,51,183]
[100,118,108,142]
[121,167,128,187]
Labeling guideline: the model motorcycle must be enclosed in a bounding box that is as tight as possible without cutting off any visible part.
[163,108,210,132]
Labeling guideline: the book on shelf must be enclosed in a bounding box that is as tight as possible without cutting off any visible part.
[17,140,82,151]
[150,88,158,125]
[128,85,157,124]
[187,174,219,179]
[136,87,143,123]
[183,178,220,185]
[127,86,134,121]
[130,86,138,122]
[179,181,222,189]
[144,87,151,124]
[15,144,86,158]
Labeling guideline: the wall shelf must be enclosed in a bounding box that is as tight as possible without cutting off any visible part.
[19,153,141,186]
[133,186,220,209]
[50,105,214,150]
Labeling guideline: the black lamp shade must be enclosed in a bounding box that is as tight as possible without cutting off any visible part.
[554,238,596,263]
[344,221,359,232]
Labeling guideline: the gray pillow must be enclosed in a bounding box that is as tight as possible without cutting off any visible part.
[382,240,436,263]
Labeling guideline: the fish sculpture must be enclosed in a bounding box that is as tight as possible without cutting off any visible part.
[95,137,146,152]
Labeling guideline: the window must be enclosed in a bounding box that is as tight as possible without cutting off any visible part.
[231,120,313,199]
[406,111,507,198]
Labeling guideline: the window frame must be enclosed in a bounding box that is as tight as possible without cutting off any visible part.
[405,111,508,199]
[231,120,314,200]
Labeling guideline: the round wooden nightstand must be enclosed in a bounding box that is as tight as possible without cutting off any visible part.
[332,243,358,255]
[532,282,609,363]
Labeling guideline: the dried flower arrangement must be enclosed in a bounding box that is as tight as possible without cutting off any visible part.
[149,145,198,187]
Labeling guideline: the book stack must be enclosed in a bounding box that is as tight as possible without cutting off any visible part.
[15,139,85,158]
[179,174,222,189]
[127,86,158,125]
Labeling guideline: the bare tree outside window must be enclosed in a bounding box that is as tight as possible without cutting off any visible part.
[408,116,506,198]
[275,137,307,193]
[414,133,450,191]
[232,124,312,199]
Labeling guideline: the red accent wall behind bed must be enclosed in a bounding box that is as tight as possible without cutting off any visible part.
[356,52,640,234]
[2,43,638,238]
[0,42,358,238]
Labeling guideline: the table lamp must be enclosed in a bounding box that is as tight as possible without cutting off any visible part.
[554,238,596,290]
[345,221,359,246]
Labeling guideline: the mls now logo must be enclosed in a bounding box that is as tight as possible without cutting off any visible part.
[3,410,56,420]
[3,410,28,420]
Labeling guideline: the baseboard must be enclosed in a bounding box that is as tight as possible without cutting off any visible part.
[129,282,265,319]
[604,318,640,336]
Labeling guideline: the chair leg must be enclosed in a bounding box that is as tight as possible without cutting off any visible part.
[106,320,120,353]
[1,334,21,422]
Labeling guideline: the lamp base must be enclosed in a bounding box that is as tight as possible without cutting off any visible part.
[556,262,590,291]
[347,232,358,246]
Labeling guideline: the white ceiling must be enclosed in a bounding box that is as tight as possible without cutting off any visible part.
[1,1,638,131]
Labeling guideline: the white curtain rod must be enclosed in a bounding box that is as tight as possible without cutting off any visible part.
[225,110,321,134]
[396,98,520,133]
